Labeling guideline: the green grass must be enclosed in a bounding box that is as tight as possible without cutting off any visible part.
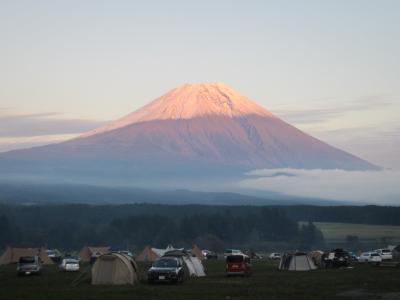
[1,260,400,300]
[300,221,400,242]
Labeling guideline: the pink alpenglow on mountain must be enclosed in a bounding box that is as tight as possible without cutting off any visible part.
[0,83,378,182]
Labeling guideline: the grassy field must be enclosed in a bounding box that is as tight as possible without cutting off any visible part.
[1,260,400,300]
[300,221,400,242]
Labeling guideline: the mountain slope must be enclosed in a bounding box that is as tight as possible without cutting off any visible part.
[0,83,378,183]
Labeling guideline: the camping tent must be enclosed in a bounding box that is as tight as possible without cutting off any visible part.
[191,244,204,260]
[392,245,400,261]
[0,247,54,265]
[136,246,160,262]
[151,244,184,257]
[79,246,110,263]
[92,253,139,285]
[163,249,206,277]
[309,250,324,267]
[279,252,317,271]
[38,247,54,265]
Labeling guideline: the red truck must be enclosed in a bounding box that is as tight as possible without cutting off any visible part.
[226,254,252,276]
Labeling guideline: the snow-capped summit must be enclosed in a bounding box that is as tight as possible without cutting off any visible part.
[83,83,274,137]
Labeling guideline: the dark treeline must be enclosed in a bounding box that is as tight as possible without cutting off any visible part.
[1,203,399,225]
[0,204,325,251]
[1,203,399,252]
[282,205,400,225]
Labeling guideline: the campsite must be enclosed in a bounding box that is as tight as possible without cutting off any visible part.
[1,204,400,299]
[1,257,400,300]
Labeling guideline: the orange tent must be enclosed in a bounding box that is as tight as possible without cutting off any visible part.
[191,244,204,260]
[135,246,159,262]
[79,246,110,262]
[0,247,54,265]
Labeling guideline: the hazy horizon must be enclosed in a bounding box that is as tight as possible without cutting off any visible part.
[0,1,399,205]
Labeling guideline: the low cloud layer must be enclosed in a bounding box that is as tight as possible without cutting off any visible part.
[273,95,394,125]
[0,134,78,153]
[0,111,107,138]
[0,110,108,152]
[240,168,400,205]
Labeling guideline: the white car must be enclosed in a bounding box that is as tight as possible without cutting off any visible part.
[224,249,242,257]
[59,258,80,272]
[376,249,393,260]
[357,252,382,264]
[269,253,281,260]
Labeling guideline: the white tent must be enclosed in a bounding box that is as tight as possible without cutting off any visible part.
[162,249,206,277]
[279,252,317,271]
[152,244,184,257]
[186,256,206,277]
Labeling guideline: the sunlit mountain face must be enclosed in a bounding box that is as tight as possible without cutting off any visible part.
[0,83,378,186]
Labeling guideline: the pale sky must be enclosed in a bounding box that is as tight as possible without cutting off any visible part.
[0,0,399,169]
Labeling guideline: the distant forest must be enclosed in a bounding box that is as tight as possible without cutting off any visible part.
[1,203,399,252]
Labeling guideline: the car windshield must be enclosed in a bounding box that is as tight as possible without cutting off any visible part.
[382,250,390,253]
[19,257,35,264]
[153,258,178,268]
[65,260,78,264]
[371,253,380,256]
[227,255,244,263]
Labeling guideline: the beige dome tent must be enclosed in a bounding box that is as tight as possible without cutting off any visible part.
[92,253,139,285]
[0,247,54,265]
[191,244,204,260]
[136,246,160,262]
[279,252,317,271]
[79,246,110,263]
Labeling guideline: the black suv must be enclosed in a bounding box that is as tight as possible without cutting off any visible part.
[322,248,351,268]
[147,257,184,283]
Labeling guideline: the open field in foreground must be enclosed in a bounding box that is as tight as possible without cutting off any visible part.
[1,260,400,300]
[301,221,400,242]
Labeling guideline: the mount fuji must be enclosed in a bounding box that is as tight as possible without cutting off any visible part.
[0,83,377,185]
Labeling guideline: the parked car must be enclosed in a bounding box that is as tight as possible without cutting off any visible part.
[368,252,383,265]
[226,254,252,276]
[147,257,185,283]
[46,249,61,263]
[224,249,242,257]
[17,256,42,275]
[348,251,358,261]
[269,253,281,260]
[357,252,382,265]
[376,249,393,260]
[202,250,218,260]
[322,249,351,268]
[59,258,80,272]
